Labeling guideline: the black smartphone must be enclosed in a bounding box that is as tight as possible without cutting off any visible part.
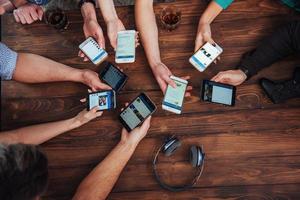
[201,80,236,106]
[119,93,157,132]
[99,62,128,92]
[87,90,116,111]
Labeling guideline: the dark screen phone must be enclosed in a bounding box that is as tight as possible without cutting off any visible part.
[201,80,236,106]
[119,93,156,132]
[87,90,116,111]
[99,62,128,92]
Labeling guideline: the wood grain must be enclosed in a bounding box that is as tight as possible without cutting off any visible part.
[1,0,300,199]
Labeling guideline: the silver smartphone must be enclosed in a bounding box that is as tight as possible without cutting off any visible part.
[79,37,108,65]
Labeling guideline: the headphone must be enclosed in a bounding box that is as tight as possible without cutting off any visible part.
[152,136,205,192]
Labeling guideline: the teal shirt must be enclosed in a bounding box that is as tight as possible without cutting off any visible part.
[214,0,299,11]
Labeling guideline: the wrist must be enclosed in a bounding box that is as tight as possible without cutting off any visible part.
[149,60,163,71]
[119,139,138,152]
[81,2,97,22]
[68,117,82,129]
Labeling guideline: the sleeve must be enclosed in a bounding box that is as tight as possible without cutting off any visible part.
[0,43,18,81]
[27,0,49,5]
[238,20,300,79]
[213,0,234,9]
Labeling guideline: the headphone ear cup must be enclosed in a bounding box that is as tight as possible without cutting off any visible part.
[190,146,204,167]
[163,138,181,157]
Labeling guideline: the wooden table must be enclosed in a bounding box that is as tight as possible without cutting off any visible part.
[1,0,300,199]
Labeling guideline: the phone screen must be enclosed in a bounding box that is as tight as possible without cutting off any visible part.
[80,38,106,63]
[191,42,222,71]
[203,82,234,105]
[120,94,154,130]
[102,64,126,90]
[163,78,187,110]
[116,32,135,59]
[89,91,114,110]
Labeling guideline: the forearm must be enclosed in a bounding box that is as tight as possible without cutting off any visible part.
[0,117,80,145]
[73,140,137,200]
[135,0,162,69]
[13,53,85,83]
[97,0,118,23]
[239,21,300,78]
[198,1,223,25]
[81,2,97,22]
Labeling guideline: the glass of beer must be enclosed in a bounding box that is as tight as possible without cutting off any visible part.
[44,8,69,30]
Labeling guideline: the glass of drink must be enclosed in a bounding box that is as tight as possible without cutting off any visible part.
[159,6,181,31]
[44,8,69,30]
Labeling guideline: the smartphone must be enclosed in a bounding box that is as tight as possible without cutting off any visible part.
[79,37,108,65]
[189,42,223,72]
[99,62,128,92]
[115,30,136,63]
[119,93,156,132]
[162,76,188,114]
[87,90,116,111]
[201,80,236,106]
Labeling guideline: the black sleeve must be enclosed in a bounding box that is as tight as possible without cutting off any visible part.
[238,20,300,79]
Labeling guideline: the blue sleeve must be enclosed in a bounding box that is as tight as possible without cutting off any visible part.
[214,0,234,9]
[0,43,18,80]
[27,0,49,5]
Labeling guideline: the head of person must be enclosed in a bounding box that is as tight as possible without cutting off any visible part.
[0,143,49,200]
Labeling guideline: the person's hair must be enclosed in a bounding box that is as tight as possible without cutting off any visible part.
[0,143,49,200]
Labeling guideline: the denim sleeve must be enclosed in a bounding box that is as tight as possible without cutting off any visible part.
[214,0,234,9]
[27,0,49,5]
[0,43,18,80]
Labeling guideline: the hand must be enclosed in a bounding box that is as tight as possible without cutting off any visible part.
[211,69,247,86]
[194,23,214,52]
[106,19,125,49]
[79,19,105,61]
[152,62,176,94]
[13,3,43,24]
[73,107,103,128]
[121,116,152,146]
[81,69,111,91]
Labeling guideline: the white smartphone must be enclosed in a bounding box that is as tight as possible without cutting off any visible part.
[79,37,108,65]
[189,42,223,72]
[162,76,188,114]
[115,30,136,63]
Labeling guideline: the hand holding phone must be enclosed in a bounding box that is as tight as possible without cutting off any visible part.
[99,62,128,92]
[87,90,116,111]
[119,93,156,132]
[162,76,188,114]
[201,80,236,106]
[115,30,136,63]
[189,42,223,72]
[79,37,108,65]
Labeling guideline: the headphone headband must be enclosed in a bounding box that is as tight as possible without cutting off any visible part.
[152,138,205,192]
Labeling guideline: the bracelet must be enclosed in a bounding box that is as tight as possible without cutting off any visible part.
[78,0,95,8]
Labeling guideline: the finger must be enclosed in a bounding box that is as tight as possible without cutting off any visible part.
[96,111,103,117]
[217,56,221,61]
[94,82,112,90]
[17,11,27,24]
[29,8,39,21]
[121,102,129,111]
[185,92,191,97]
[205,36,216,46]
[187,86,193,91]
[213,60,217,64]
[165,76,176,88]
[22,11,34,24]
[211,74,220,81]
[88,89,92,93]
[80,98,87,103]
[214,74,224,83]
[83,57,89,62]
[95,32,105,49]
[194,35,204,52]
[140,115,152,131]
[13,11,21,23]
[78,50,84,57]
[157,78,167,94]
[37,6,43,20]
[91,106,100,113]
[121,128,129,135]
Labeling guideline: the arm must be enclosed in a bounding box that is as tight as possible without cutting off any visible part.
[13,53,110,91]
[194,0,233,51]
[135,0,176,93]
[0,107,102,145]
[73,117,151,200]
[211,21,300,86]
[97,0,125,49]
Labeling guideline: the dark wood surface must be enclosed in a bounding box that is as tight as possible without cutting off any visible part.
[1,0,300,199]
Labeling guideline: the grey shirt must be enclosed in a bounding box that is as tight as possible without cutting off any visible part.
[0,43,18,80]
